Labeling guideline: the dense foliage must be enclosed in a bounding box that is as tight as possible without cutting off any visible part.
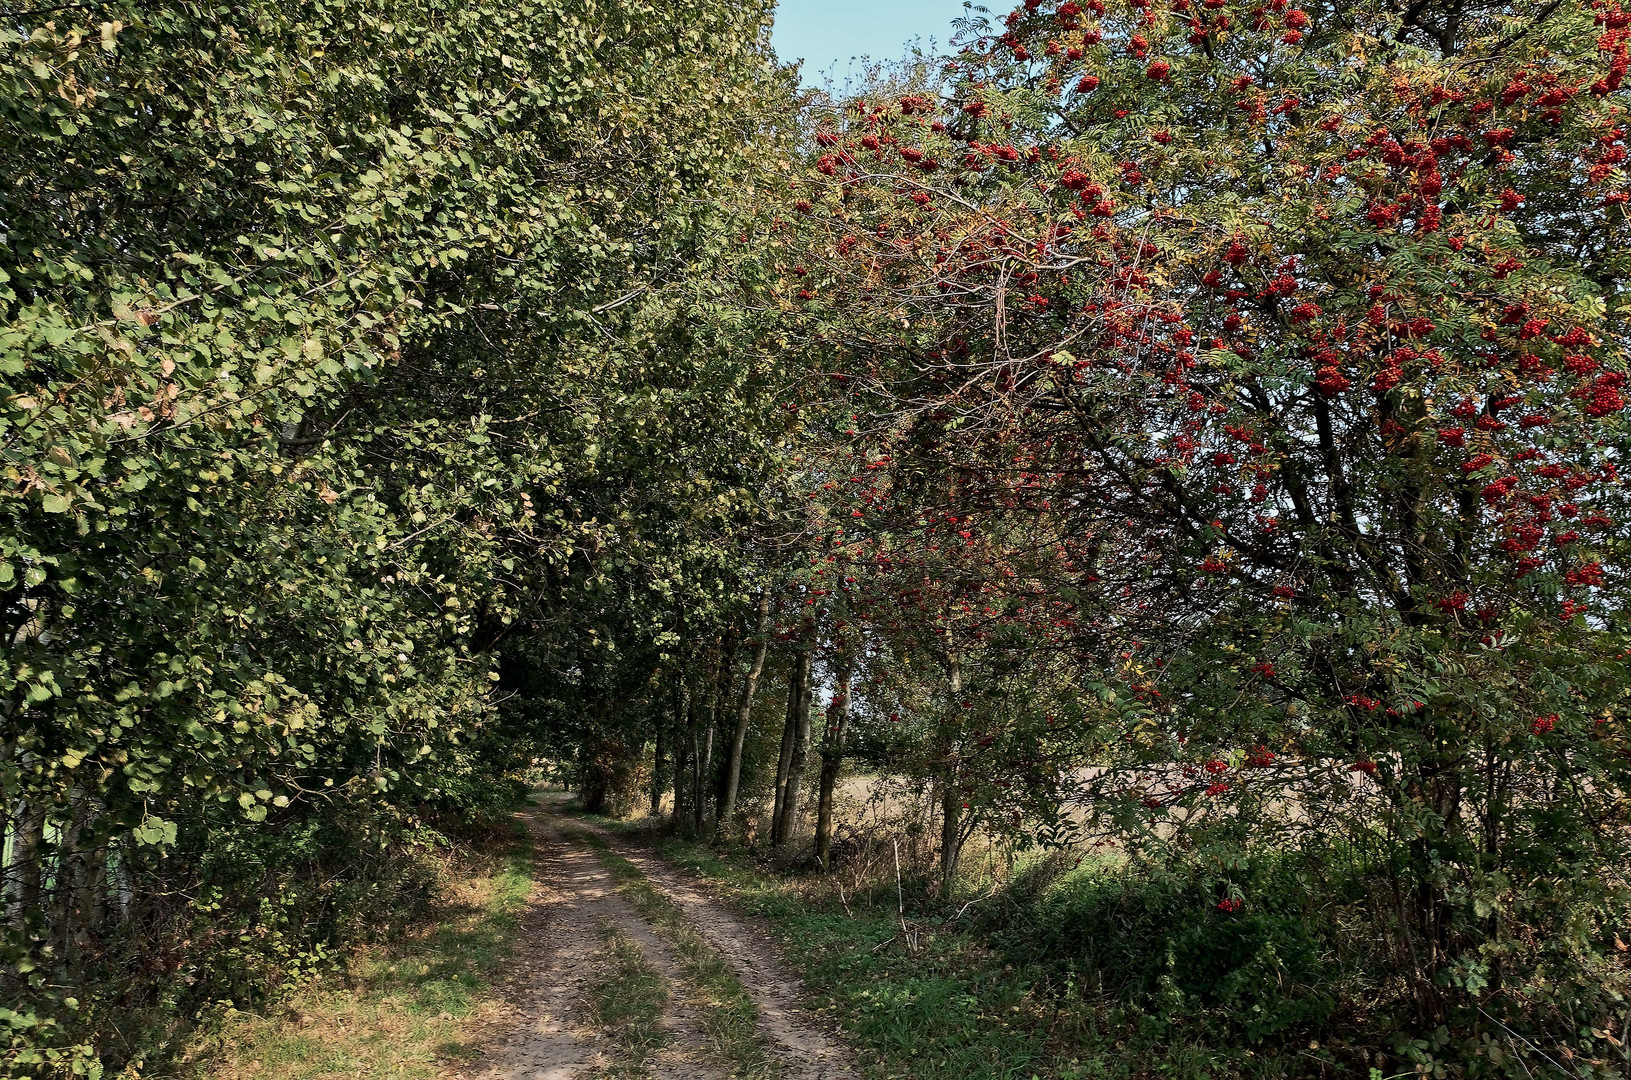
[1,0,790,1071]
[6,0,1631,1075]
[771,0,1631,1069]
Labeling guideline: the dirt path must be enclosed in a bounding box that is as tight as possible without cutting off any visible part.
[456,798,859,1080]
[561,809,859,1080]
[457,810,729,1080]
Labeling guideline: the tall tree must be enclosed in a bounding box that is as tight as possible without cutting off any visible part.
[0,0,795,1064]
[790,0,1631,1026]
[814,649,855,869]
[719,592,772,830]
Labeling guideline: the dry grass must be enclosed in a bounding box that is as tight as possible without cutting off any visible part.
[184,822,532,1080]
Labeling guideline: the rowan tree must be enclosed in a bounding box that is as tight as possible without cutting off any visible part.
[790,0,1631,1040]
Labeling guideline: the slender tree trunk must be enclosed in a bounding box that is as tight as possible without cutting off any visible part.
[673,669,692,831]
[940,785,964,898]
[579,701,616,814]
[53,798,85,977]
[651,724,667,816]
[695,648,721,836]
[1405,757,1464,1018]
[114,834,134,923]
[0,743,12,911]
[674,737,691,828]
[774,647,813,849]
[815,655,853,871]
[697,719,715,835]
[939,655,964,899]
[770,655,800,844]
[719,594,770,832]
[713,666,738,815]
[684,725,700,836]
[13,797,45,926]
[75,829,107,966]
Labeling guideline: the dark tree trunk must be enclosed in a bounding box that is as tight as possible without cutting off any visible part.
[651,723,667,816]
[719,593,770,832]
[940,785,964,899]
[73,830,107,970]
[12,796,46,926]
[672,667,692,829]
[695,647,722,836]
[773,647,813,849]
[770,653,800,844]
[815,655,853,870]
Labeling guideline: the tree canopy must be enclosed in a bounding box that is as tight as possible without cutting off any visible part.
[3,0,1630,1074]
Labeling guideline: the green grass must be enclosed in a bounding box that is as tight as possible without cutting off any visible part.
[188,819,534,1080]
[648,836,1264,1080]
[585,920,669,1078]
[556,803,1329,1078]
[560,827,779,1080]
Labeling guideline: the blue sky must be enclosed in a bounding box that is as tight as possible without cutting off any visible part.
[771,0,980,86]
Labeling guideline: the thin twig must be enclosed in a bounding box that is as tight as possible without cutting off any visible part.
[950,885,998,922]
[893,838,916,954]
[592,283,652,314]
[1479,1007,1584,1080]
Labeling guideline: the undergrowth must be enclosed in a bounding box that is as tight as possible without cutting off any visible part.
[182,814,533,1080]
[641,834,1538,1080]
[566,797,1630,1079]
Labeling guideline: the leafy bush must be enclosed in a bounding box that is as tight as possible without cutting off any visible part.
[988,852,1335,1043]
[1,0,787,1067]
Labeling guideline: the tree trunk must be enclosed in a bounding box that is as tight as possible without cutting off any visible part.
[697,719,715,835]
[939,654,964,899]
[774,647,813,849]
[683,724,700,836]
[719,593,770,833]
[695,648,722,836]
[74,828,107,969]
[815,655,853,871]
[12,797,46,926]
[1405,754,1464,1018]
[53,799,85,977]
[651,721,667,816]
[673,669,693,831]
[712,666,738,815]
[579,702,620,814]
[940,784,964,899]
[770,654,800,844]
[0,748,11,911]
[114,834,134,923]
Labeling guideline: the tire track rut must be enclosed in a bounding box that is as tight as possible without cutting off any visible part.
[559,808,859,1080]
[458,810,727,1080]
[453,799,858,1080]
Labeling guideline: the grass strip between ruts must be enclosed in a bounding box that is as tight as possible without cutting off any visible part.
[560,826,780,1080]
[584,918,669,1078]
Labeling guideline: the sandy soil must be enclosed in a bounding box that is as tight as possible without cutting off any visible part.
[450,798,858,1080]
[565,812,858,1080]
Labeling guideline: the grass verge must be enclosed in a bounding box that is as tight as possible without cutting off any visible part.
[648,837,1246,1080]
[585,919,668,1078]
[185,817,534,1080]
[559,827,778,1080]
